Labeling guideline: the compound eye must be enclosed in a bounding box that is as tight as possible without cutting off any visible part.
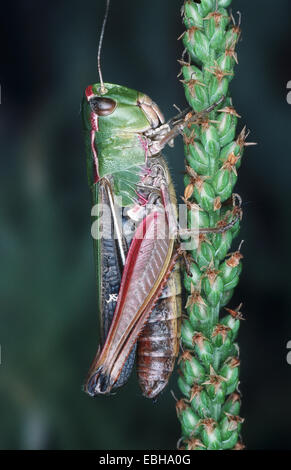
[89,97,117,116]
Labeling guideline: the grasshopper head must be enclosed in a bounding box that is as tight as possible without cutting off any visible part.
[83,83,165,134]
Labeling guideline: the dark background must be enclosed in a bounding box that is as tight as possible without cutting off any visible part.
[0,0,290,450]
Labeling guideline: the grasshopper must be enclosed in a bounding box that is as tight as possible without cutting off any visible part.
[82,1,240,399]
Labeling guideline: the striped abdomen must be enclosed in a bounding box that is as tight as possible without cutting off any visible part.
[137,262,182,398]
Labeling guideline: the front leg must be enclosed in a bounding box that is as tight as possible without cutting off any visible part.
[145,96,226,157]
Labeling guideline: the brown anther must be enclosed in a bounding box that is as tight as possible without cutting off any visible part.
[194,174,207,194]
[206,62,234,83]
[224,412,245,431]
[212,324,231,344]
[226,250,243,268]
[192,332,207,349]
[203,367,227,392]
[233,441,245,450]
[181,78,206,98]
[204,11,224,28]
[186,284,206,309]
[185,166,207,194]
[225,303,245,320]
[197,233,212,251]
[216,218,228,230]
[189,384,203,401]
[185,438,206,451]
[226,357,241,368]
[178,350,194,365]
[203,264,220,286]
[183,129,196,151]
[181,250,196,277]
[232,24,241,36]
[176,399,188,416]
[217,106,241,118]
[228,392,242,404]
[214,196,222,211]
[178,351,192,364]
[236,126,257,148]
[181,196,202,212]
[184,183,194,201]
[222,151,240,175]
[229,11,242,38]
[186,165,198,179]
[225,46,239,64]
[187,26,200,41]
[199,418,217,433]
[200,117,211,131]
[185,112,194,122]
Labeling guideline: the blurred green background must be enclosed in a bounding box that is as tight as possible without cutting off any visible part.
[1,0,291,450]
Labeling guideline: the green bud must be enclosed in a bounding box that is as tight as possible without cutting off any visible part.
[202,273,224,307]
[216,110,238,147]
[204,10,229,52]
[182,354,206,385]
[220,288,234,307]
[184,81,209,112]
[184,262,202,292]
[194,181,216,213]
[217,52,235,76]
[213,230,233,261]
[212,167,237,202]
[200,124,220,161]
[193,333,214,369]
[179,404,200,438]
[219,140,241,164]
[178,376,191,397]
[220,255,243,290]
[193,30,210,63]
[188,299,209,322]
[193,240,215,268]
[200,0,216,16]
[190,386,212,419]
[220,413,243,442]
[181,319,195,349]
[211,323,233,349]
[221,313,241,341]
[220,358,240,394]
[184,2,204,29]
[200,420,222,450]
[218,0,232,7]
[221,432,239,450]
[225,26,241,49]
[209,76,229,106]
[204,374,227,405]
[187,141,210,176]
[222,393,242,416]
[188,206,210,229]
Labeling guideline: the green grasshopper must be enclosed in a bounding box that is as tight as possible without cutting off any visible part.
[82,0,240,399]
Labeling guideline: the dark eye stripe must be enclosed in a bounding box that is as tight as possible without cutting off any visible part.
[89,97,117,116]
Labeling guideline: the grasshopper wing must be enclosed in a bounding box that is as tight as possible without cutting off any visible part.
[88,181,137,393]
[85,208,175,395]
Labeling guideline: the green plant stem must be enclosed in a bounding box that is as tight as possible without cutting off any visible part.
[176,0,251,451]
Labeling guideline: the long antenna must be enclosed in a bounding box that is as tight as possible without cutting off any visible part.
[98,0,111,94]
